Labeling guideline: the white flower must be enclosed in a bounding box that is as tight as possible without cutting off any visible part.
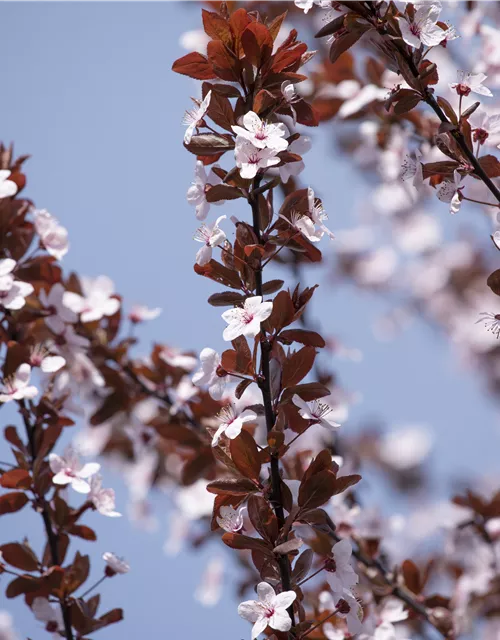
[33,209,69,261]
[216,505,245,532]
[212,405,257,447]
[396,3,448,48]
[159,346,197,370]
[292,394,341,430]
[401,149,424,189]
[468,109,500,145]
[279,136,311,184]
[29,345,66,373]
[0,171,17,199]
[280,211,322,243]
[187,161,222,221]
[334,589,364,636]
[368,599,408,640]
[0,364,38,403]
[39,283,78,334]
[378,426,432,470]
[450,71,492,97]
[0,259,33,311]
[222,295,273,341]
[89,474,121,517]
[192,347,228,400]
[183,91,212,144]
[235,139,281,180]
[48,445,100,493]
[63,275,120,323]
[238,582,297,640]
[436,170,464,214]
[103,551,130,575]
[326,539,358,594]
[308,187,335,240]
[32,597,63,638]
[281,81,301,124]
[294,0,330,13]
[128,304,162,323]
[476,311,500,337]
[194,215,227,266]
[232,112,288,152]
[179,29,210,53]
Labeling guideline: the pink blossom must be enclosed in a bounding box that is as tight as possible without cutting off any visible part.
[325,538,358,595]
[32,598,63,639]
[33,209,69,261]
[63,275,120,323]
[222,295,273,341]
[232,112,288,152]
[187,160,222,221]
[212,405,257,447]
[450,71,492,97]
[89,474,121,517]
[194,215,227,266]
[216,505,245,532]
[0,364,38,403]
[128,304,161,323]
[292,394,341,430]
[39,283,78,334]
[183,91,211,144]
[308,187,335,240]
[0,259,33,311]
[436,170,465,214]
[397,3,448,49]
[192,347,228,400]
[238,582,297,639]
[48,445,100,493]
[29,345,66,373]
[235,139,280,180]
[468,108,500,145]
[159,346,198,370]
[0,171,17,199]
[103,552,130,575]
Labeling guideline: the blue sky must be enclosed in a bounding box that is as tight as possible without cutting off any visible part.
[1,2,500,639]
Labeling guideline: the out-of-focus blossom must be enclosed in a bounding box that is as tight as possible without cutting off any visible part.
[32,598,63,639]
[89,474,121,517]
[192,347,227,400]
[0,259,33,310]
[450,71,492,97]
[183,91,211,144]
[0,171,17,199]
[194,215,227,266]
[195,557,224,607]
[222,296,273,341]
[29,345,66,373]
[39,283,78,334]
[179,29,210,53]
[0,611,18,640]
[212,405,257,447]
[378,426,433,470]
[326,538,358,594]
[103,552,130,576]
[63,275,120,323]
[128,305,161,323]
[159,346,198,371]
[187,160,222,221]
[279,135,311,184]
[292,395,341,430]
[468,109,500,145]
[216,505,245,533]
[238,582,297,640]
[33,209,69,261]
[49,445,100,494]
[0,364,38,403]
[170,375,198,415]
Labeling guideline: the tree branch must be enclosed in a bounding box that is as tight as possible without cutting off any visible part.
[249,175,296,631]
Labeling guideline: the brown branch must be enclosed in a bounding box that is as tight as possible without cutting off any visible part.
[249,175,296,632]
[19,400,74,640]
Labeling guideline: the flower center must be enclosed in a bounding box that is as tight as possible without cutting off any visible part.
[264,605,275,619]
[409,23,421,37]
[312,401,332,420]
[254,127,267,141]
[473,128,488,144]
[456,83,471,97]
[242,311,254,325]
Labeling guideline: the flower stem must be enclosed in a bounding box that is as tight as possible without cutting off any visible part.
[299,608,339,639]
[79,575,108,600]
